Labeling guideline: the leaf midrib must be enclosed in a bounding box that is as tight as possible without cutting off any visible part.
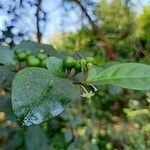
[93,75,150,82]
[18,80,53,122]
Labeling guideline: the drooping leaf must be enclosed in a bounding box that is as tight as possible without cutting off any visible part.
[13,40,57,56]
[0,66,15,90]
[86,66,103,84]
[46,57,64,77]
[90,63,150,90]
[86,67,97,82]
[25,126,49,150]
[12,67,78,126]
[0,46,18,69]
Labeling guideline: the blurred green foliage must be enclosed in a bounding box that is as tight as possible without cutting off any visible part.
[136,6,150,49]
[0,0,150,150]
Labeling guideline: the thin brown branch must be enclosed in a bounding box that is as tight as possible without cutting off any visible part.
[35,0,42,43]
[75,0,117,60]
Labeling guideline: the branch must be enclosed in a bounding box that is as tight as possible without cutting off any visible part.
[75,0,117,60]
[35,0,42,43]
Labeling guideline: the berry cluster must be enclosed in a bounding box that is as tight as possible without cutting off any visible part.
[15,49,48,68]
[63,56,96,72]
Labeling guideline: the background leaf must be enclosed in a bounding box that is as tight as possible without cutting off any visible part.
[0,95,16,121]
[91,63,150,90]
[13,41,57,56]
[86,67,97,82]
[0,46,18,69]
[0,66,15,90]
[12,67,78,126]
[25,126,49,150]
[46,57,64,77]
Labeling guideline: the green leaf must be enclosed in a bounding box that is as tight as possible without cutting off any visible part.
[0,46,18,69]
[12,67,78,126]
[86,67,97,82]
[0,66,15,90]
[91,63,150,90]
[46,57,64,77]
[13,41,57,56]
[86,66,103,84]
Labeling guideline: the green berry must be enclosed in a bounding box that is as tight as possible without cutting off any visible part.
[17,52,28,61]
[87,62,93,69]
[63,56,76,69]
[37,53,47,60]
[75,60,81,72]
[27,57,40,67]
[86,57,95,64]
[14,49,22,55]
[40,59,47,68]
[27,55,35,61]
[79,59,87,66]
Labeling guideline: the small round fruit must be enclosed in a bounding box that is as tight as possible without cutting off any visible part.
[79,59,87,66]
[40,59,47,68]
[27,57,40,67]
[75,60,81,72]
[87,62,93,69]
[14,49,22,55]
[37,53,47,60]
[63,56,76,69]
[86,57,95,64]
[17,52,28,61]
[27,55,35,61]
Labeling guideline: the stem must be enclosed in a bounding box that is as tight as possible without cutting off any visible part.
[76,50,82,59]
[36,0,42,43]
[75,0,117,60]
[73,81,85,86]
[80,85,88,93]
[89,84,98,92]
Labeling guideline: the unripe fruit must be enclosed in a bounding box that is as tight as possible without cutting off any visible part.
[79,59,87,66]
[27,55,35,61]
[75,60,81,72]
[14,49,22,55]
[40,59,47,68]
[37,53,47,60]
[63,56,76,69]
[17,52,28,61]
[27,57,40,67]
[87,62,93,69]
[86,57,95,64]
